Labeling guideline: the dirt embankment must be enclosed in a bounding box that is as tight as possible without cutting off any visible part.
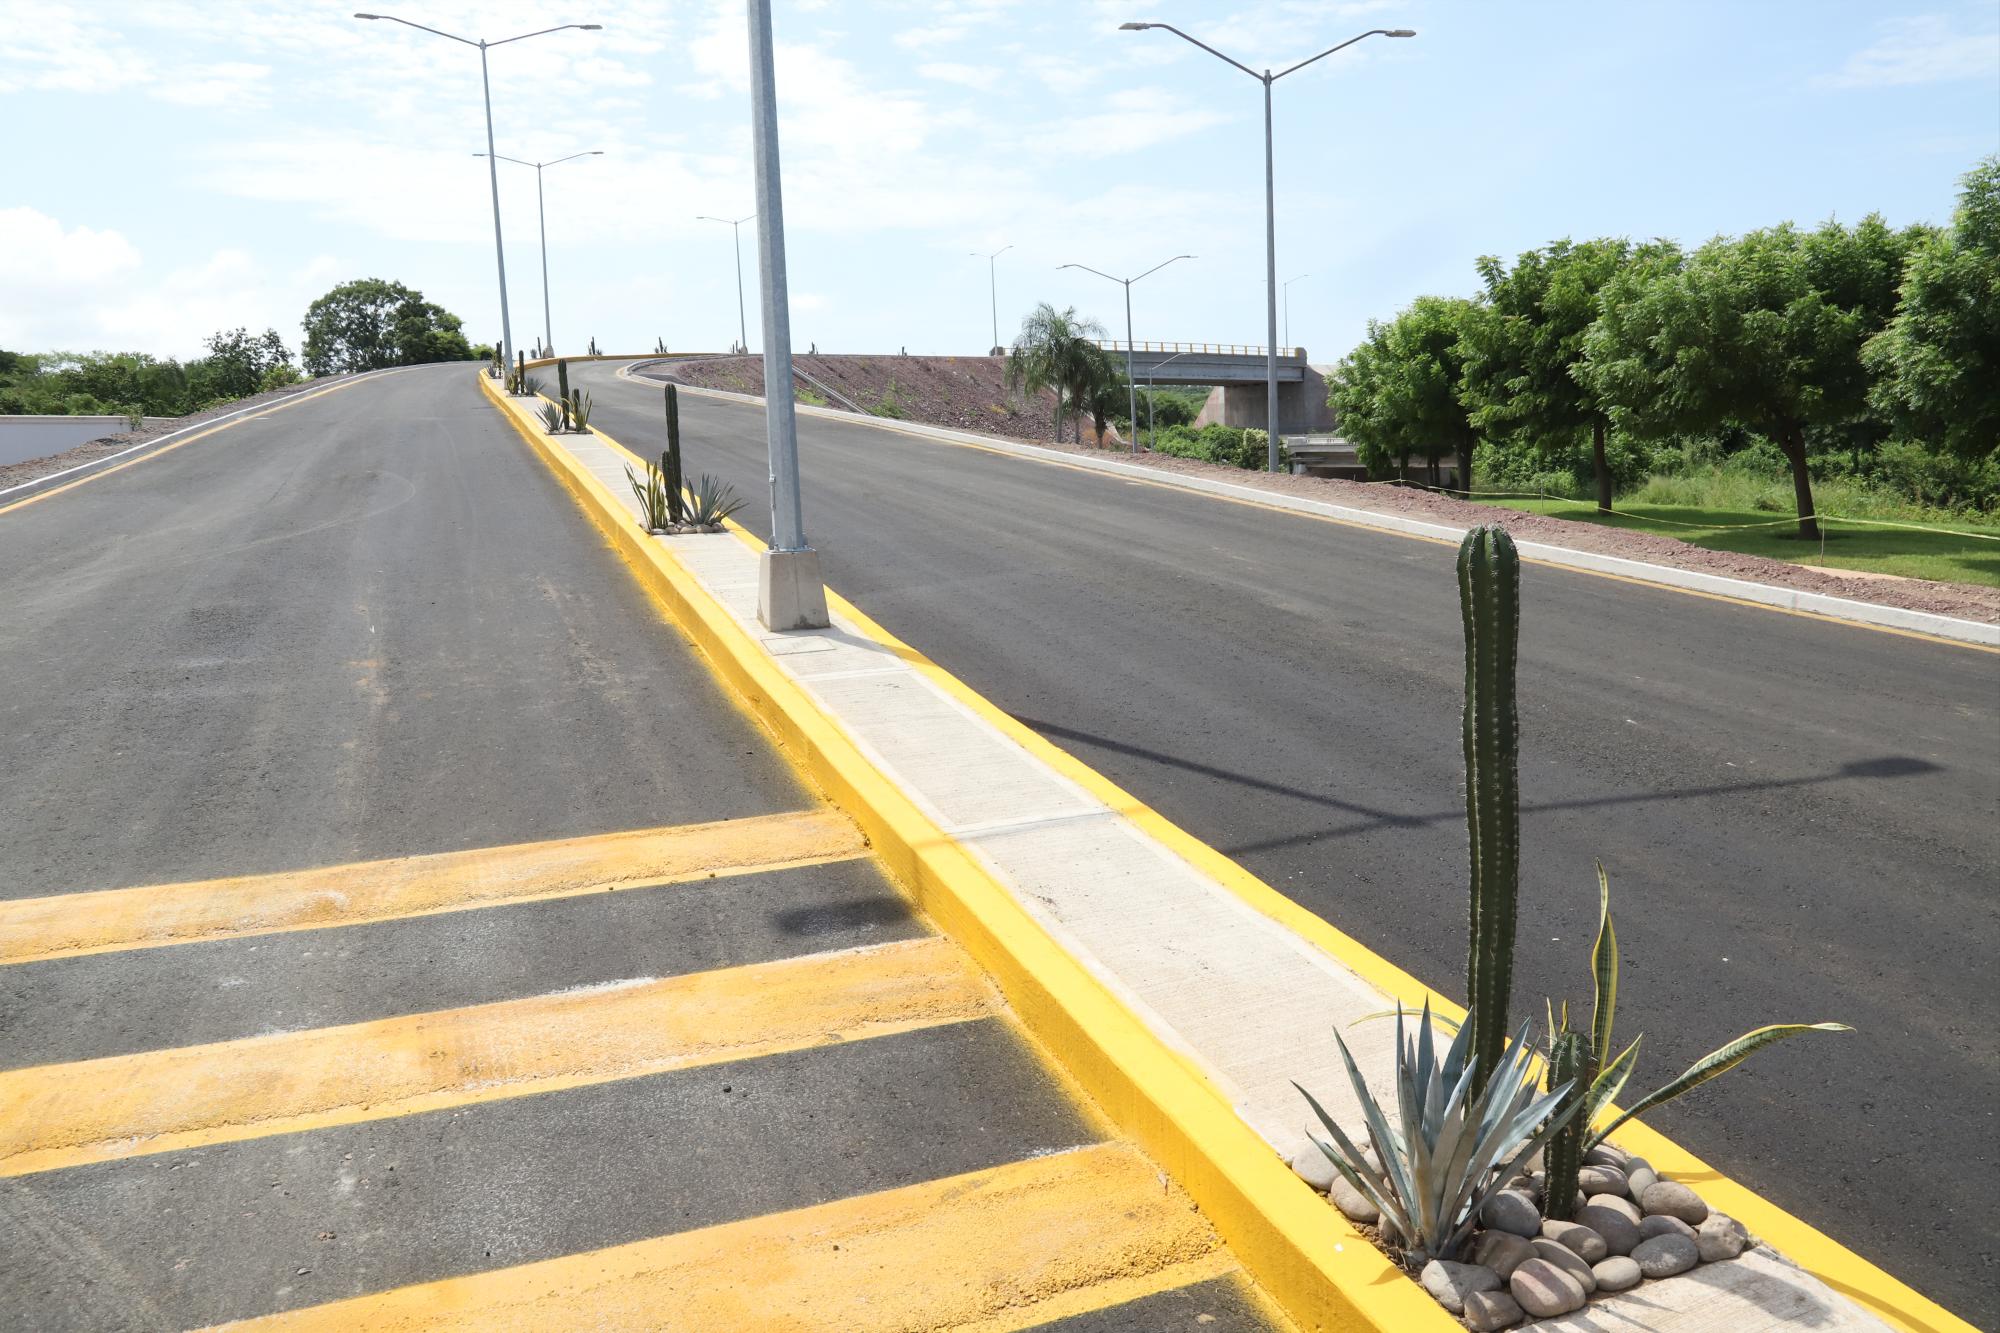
[637,355,1997,623]
[641,353,1082,443]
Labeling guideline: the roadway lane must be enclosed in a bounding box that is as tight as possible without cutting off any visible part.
[580,360,2000,1326]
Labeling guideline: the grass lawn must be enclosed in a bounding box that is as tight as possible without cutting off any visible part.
[1475,497,2000,589]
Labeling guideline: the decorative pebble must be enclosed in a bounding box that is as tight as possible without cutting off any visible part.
[1540,1218,1609,1263]
[1468,1229,1537,1279]
[1638,1214,1697,1243]
[1623,1157,1657,1198]
[1697,1213,1751,1262]
[1464,1289,1526,1331]
[1289,1144,1336,1191]
[1530,1238,1598,1293]
[1633,1232,1700,1278]
[1420,1259,1501,1315]
[1577,1194,1643,1256]
[1330,1176,1379,1224]
[1584,1142,1629,1169]
[1509,1258,1589,1318]
[1639,1180,1710,1224]
[1480,1189,1542,1238]
[1592,1255,1644,1292]
[1577,1164,1630,1197]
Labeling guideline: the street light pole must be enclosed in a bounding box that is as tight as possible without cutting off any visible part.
[745,0,827,630]
[1283,272,1309,350]
[478,150,604,356]
[1120,20,1412,470]
[698,214,756,353]
[353,14,602,371]
[1058,254,1194,454]
[971,245,1011,352]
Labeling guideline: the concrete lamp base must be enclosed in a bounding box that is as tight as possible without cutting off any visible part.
[758,547,830,631]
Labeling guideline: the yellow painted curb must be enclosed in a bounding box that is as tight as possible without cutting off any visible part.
[476,371,1973,1333]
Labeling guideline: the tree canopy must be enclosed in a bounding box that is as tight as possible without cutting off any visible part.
[300,278,473,376]
[1330,296,1479,486]
[1006,303,1105,443]
[1864,156,2000,459]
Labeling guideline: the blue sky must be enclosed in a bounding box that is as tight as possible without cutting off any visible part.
[3,1,1995,365]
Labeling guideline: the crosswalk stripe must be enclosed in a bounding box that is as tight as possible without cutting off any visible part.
[0,936,983,1177]
[201,1142,1237,1332]
[0,808,866,965]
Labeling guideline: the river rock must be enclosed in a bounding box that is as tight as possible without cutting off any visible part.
[1531,1238,1598,1292]
[1592,1254,1644,1292]
[1509,1258,1589,1318]
[1480,1189,1541,1238]
[1330,1175,1379,1224]
[1577,1194,1644,1255]
[1577,1164,1630,1197]
[1639,1214,1697,1243]
[1540,1218,1609,1263]
[1289,1144,1337,1191]
[1633,1232,1700,1278]
[1640,1180,1710,1224]
[1697,1213,1751,1262]
[1623,1157,1657,1197]
[1584,1142,1629,1168]
[1468,1229,1537,1279]
[1464,1289,1526,1331]
[1421,1259,1501,1315]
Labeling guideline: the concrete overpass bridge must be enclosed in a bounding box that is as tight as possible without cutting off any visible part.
[1096,341,1334,435]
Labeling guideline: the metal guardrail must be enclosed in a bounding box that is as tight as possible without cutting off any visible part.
[1095,340,1305,359]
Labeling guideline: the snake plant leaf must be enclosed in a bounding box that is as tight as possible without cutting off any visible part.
[1583,1034,1643,1128]
[1589,1022,1852,1149]
[1590,863,1618,1073]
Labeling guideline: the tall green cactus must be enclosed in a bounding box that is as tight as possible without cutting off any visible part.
[1543,1028,1586,1221]
[1460,523,1522,1099]
[515,350,525,395]
[663,384,687,525]
[557,360,572,429]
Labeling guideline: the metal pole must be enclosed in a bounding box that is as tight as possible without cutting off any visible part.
[535,163,553,356]
[733,221,748,354]
[479,43,514,370]
[745,0,826,629]
[1262,72,1280,472]
[989,254,999,351]
[1122,280,1138,454]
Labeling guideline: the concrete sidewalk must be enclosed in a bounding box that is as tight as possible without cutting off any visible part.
[490,368,1971,1333]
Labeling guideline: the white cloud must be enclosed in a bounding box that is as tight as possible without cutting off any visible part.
[0,209,142,289]
[919,61,1003,90]
[1821,13,2000,89]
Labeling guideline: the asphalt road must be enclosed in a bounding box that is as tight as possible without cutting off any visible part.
[581,360,2000,1327]
[0,364,1277,1329]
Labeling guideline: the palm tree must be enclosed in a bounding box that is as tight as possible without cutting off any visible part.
[1074,344,1128,447]
[1006,302,1105,442]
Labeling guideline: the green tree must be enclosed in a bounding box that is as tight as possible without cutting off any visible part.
[1330,296,1480,487]
[1582,217,1915,539]
[301,279,473,375]
[198,327,294,400]
[1461,239,1676,510]
[1074,342,1127,445]
[1864,156,2000,459]
[1006,302,1105,443]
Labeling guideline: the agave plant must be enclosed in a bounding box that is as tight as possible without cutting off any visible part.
[684,474,746,527]
[1297,1000,1577,1263]
[569,390,593,432]
[522,375,545,399]
[626,458,675,531]
[537,400,565,433]
[1542,865,1848,1188]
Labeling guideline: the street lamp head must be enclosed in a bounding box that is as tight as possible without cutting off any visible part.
[353,12,381,18]
[579,24,603,30]
[1385,28,1416,37]
[1119,22,1156,31]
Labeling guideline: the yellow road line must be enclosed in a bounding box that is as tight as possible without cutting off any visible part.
[0,936,984,1177]
[203,1142,1235,1332]
[0,809,864,966]
[0,374,395,518]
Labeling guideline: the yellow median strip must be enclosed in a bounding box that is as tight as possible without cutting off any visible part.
[0,809,864,966]
[204,1142,1238,1333]
[0,935,984,1177]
